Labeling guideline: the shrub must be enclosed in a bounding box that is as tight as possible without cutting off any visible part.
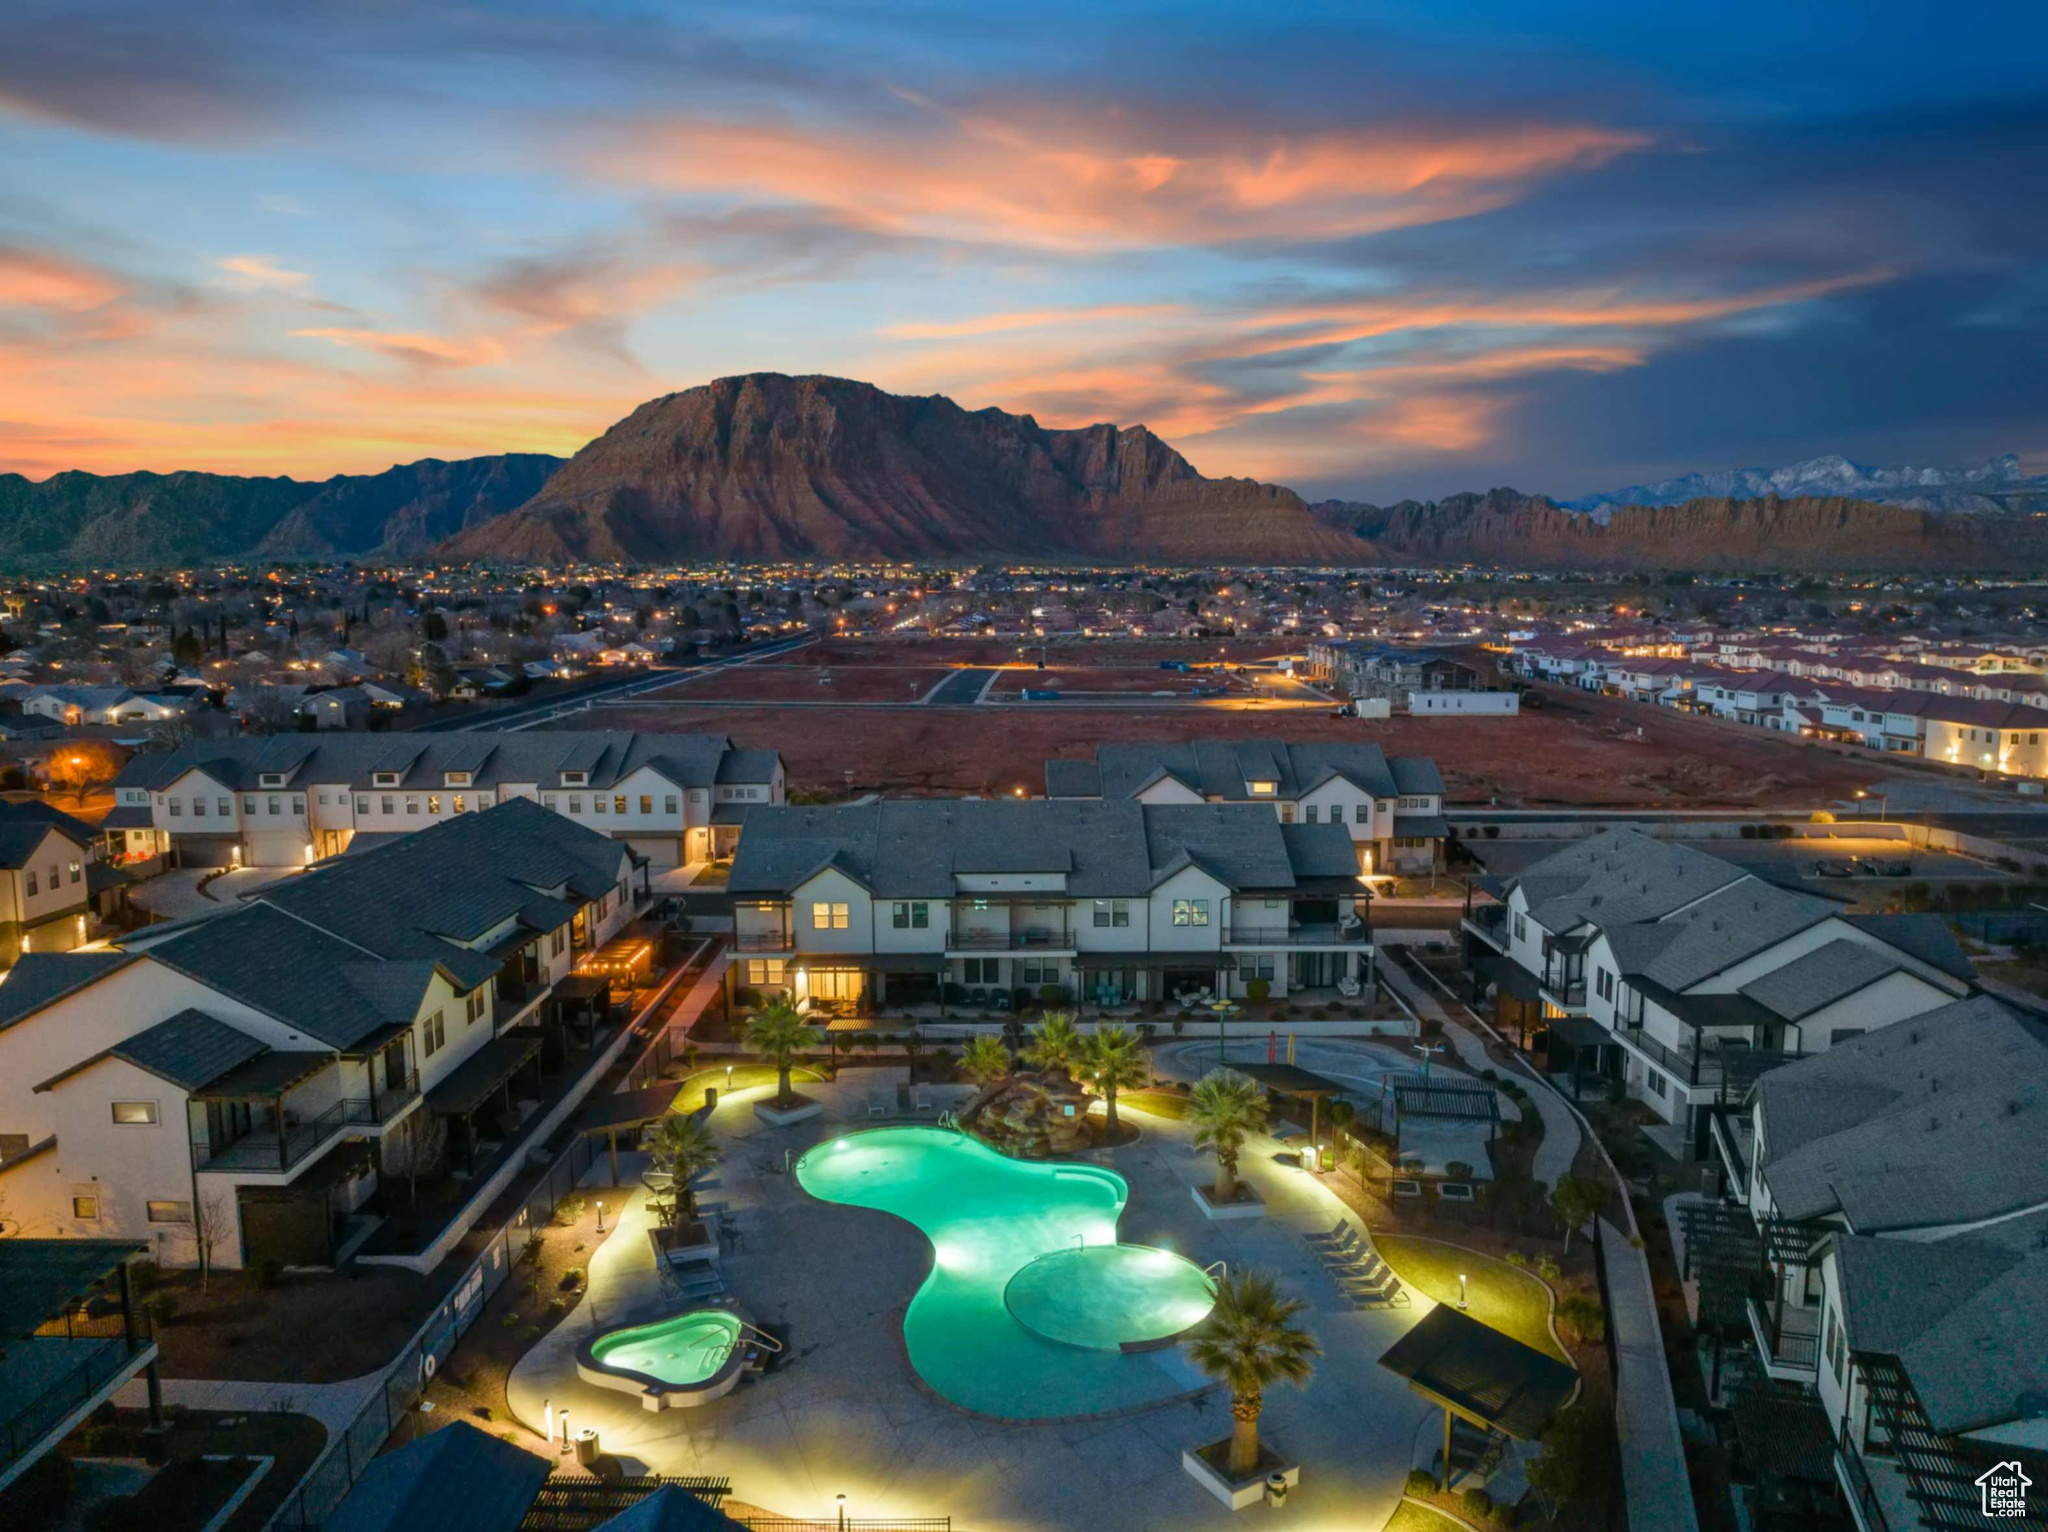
[1557,1293,1606,1345]
[1739,823,1759,839]
[257,1258,283,1290]
[1535,1255,1561,1283]
[1246,977,1270,1002]
[1504,1250,1529,1268]
[554,1193,586,1225]
[1406,1469,1438,1496]
[546,1298,568,1319]
[1446,1161,1474,1180]
[1483,825,1500,839]
[1038,983,1067,1005]
[733,986,763,1010]
[559,1268,584,1291]
[1810,809,1835,823]
[148,1292,179,1327]
[1459,1487,1494,1520]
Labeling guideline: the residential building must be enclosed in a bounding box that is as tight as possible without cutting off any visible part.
[0,797,642,1270]
[1464,829,1974,1138]
[727,799,1370,1012]
[106,729,783,869]
[1703,997,2048,1532]
[1044,740,1446,874]
[0,802,125,967]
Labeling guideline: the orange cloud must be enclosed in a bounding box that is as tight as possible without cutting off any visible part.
[0,248,123,312]
[583,105,1648,249]
[291,326,507,368]
[880,303,1185,340]
[216,254,313,293]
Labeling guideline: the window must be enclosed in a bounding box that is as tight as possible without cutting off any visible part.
[811,901,850,930]
[243,796,257,815]
[1513,913,1527,942]
[466,990,487,1025]
[1250,955,1275,981]
[542,794,557,810]
[421,1010,446,1058]
[1829,1027,1867,1047]
[168,799,181,817]
[639,796,652,815]
[217,798,230,817]
[593,796,608,813]
[615,795,628,814]
[291,795,304,815]
[1278,803,1294,823]
[267,796,281,815]
[1595,967,1614,1002]
[24,870,35,897]
[454,795,467,814]
[562,771,588,786]
[747,959,787,985]
[381,796,395,814]
[429,795,441,814]
[111,1100,158,1125]
[1247,781,1276,796]
[1355,804,1370,823]
[373,772,400,787]
[568,795,583,813]
[1171,898,1210,927]
[146,1201,190,1224]
[1304,805,1319,824]
[962,957,1001,985]
[1020,958,1060,986]
[447,772,471,786]
[664,795,678,815]
[193,798,207,817]
[1645,1068,1667,1098]
[68,860,80,884]
[355,796,369,814]
[404,796,418,815]
[1092,899,1130,928]
[891,901,928,929]
[71,1195,99,1220]
[551,928,567,957]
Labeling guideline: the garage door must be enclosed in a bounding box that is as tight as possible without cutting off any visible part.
[625,835,681,868]
[175,833,241,869]
[244,831,307,868]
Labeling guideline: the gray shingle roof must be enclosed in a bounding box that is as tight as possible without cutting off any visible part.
[322,1419,552,1532]
[1511,828,1751,933]
[111,729,778,795]
[0,951,139,1034]
[730,801,1356,899]
[1755,996,2048,1230]
[1739,938,1905,1021]
[1066,740,1440,804]
[111,1009,269,1090]
[594,1486,747,1532]
[1842,913,1975,981]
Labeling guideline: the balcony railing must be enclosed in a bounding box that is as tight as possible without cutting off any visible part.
[732,930,796,952]
[949,928,1072,951]
[1,1309,153,1476]
[1746,1290,1819,1373]
[1836,1420,1893,1532]
[194,1097,356,1173]
[361,1069,420,1124]
[1225,921,1370,946]
[1462,905,1508,949]
[1541,973,1587,1008]
[1616,1024,1724,1088]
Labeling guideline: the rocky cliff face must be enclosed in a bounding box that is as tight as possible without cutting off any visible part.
[441,373,1374,564]
[0,455,562,565]
[1313,488,2048,571]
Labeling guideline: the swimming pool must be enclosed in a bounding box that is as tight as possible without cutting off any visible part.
[795,1127,1214,1418]
[576,1307,750,1409]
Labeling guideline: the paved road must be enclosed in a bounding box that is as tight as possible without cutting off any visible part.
[410,634,817,732]
[922,666,998,706]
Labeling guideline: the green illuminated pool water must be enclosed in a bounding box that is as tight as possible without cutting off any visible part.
[794,1127,1214,1418]
[588,1309,741,1385]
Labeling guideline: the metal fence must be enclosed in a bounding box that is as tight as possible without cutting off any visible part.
[270,1129,601,1531]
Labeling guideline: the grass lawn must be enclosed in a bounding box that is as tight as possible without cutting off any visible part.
[1382,1503,1468,1532]
[1375,1234,1571,1364]
[671,1063,825,1111]
[1120,1089,1192,1120]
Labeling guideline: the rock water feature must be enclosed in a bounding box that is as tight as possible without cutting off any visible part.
[961,1066,1094,1157]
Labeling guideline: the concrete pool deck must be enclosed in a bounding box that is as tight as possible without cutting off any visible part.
[509,1068,1440,1531]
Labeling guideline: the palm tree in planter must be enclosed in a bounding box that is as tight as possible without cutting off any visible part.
[1081,1025,1150,1135]
[642,1112,722,1233]
[959,1035,1014,1089]
[744,998,822,1109]
[1188,1068,1268,1205]
[1021,1010,1083,1074]
[1187,1269,1319,1482]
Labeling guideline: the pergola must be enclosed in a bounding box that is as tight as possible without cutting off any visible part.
[1229,1061,1348,1167]
[1675,1201,1815,1394]
[1378,1304,1580,1490]
[577,1082,684,1188]
[546,975,613,1064]
[426,1033,545,1175]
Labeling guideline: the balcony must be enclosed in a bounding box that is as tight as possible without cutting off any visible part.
[1224,921,1369,946]
[1835,1422,1893,1532]
[1746,1290,1819,1377]
[732,930,796,952]
[1540,973,1587,1012]
[1615,1024,1724,1089]
[1461,905,1508,952]
[193,1097,361,1174]
[948,926,1073,952]
[362,1069,419,1125]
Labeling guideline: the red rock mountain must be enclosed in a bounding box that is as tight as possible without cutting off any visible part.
[440,374,1375,564]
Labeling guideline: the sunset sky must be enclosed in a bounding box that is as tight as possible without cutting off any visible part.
[5,0,2045,499]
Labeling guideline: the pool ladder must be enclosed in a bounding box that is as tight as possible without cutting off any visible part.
[1203,1260,1228,1283]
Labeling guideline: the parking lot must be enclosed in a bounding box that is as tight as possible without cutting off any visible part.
[1466,832,2007,890]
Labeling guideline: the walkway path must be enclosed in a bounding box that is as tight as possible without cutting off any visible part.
[1376,947,1582,1188]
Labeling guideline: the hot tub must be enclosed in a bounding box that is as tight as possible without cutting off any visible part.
[575,1306,752,1410]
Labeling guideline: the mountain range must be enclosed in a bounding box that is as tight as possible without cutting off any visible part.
[5,373,2047,571]
[1563,453,2048,519]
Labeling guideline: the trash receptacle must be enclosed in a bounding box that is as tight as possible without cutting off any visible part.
[575,1428,600,1467]
[704,1085,718,1110]
[1264,1473,1289,1507]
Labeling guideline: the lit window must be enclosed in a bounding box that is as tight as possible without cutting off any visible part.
[112,1100,158,1125]
[146,1201,190,1224]
[71,1195,99,1220]
[812,901,850,930]
[1171,899,1210,927]
[454,795,466,813]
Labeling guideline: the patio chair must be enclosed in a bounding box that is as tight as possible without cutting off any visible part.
[913,1088,934,1115]
[1332,1251,1389,1282]
[1302,1219,1352,1248]
[866,1091,889,1118]
[1343,1273,1409,1308]
[991,992,1012,1013]
[967,987,988,1006]
[1336,975,1362,1000]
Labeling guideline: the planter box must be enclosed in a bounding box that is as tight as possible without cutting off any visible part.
[1192,1182,1265,1222]
[753,1096,823,1127]
[648,1221,718,1267]
[1181,1438,1300,1509]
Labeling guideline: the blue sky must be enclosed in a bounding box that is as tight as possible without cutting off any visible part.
[3,0,2044,500]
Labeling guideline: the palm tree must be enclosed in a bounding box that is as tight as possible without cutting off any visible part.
[642,1112,722,1228]
[1187,1068,1269,1204]
[1186,1269,1319,1479]
[1021,1010,1083,1074]
[1081,1025,1149,1134]
[743,997,822,1108]
[959,1035,1014,1088]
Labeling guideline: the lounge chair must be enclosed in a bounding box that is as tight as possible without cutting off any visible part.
[1302,1219,1353,1247]
[866,1092,889,1118]
[1343,1273,1409,1308]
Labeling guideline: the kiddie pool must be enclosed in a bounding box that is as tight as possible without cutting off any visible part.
[794,1126,1216,1418]
[575,1306,750,1410]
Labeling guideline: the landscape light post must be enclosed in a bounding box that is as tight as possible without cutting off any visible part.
[1210,998,1240,1063]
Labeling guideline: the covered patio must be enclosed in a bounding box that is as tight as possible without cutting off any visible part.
[1377,1303,1579,1491]
[1229,1061,1351,1168]
[576,1081,685,1190]
[425,1033,545,1175]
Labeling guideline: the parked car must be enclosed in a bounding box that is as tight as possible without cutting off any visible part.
[1863,858,1913,876]
[1813,858,1856,878]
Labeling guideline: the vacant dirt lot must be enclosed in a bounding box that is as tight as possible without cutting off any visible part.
[654,662,949,702]
[583,676,1901,807]
[987,664,1252,696]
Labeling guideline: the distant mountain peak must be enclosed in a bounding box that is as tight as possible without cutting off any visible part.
[1564,452,2048,520]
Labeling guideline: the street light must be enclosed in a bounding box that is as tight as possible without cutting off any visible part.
[836,1493,848,1531]
[1458,1273,1468,1310]
[1209,998,1240,1063]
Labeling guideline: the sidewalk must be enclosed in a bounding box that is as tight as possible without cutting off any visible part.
[1377,949,1582,1188]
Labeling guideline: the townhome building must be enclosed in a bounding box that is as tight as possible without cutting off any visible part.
[1697,997,2048,1532]
[0,798,642,1271]
[1464,830,1974,1142]
[105,729,783,870]
[727,799,1370,1014]
[0,803,120,966]
[21,686,191,727]
[1044,739,1446,875]
[1782,686,1937,754]
[1916,698,2048,778]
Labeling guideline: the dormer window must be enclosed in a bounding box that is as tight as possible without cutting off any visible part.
[445,772,472,787]
[259,773,286,788]
[561,771,588,787]
[1247,780,1277,796]
[372,772,400,788]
